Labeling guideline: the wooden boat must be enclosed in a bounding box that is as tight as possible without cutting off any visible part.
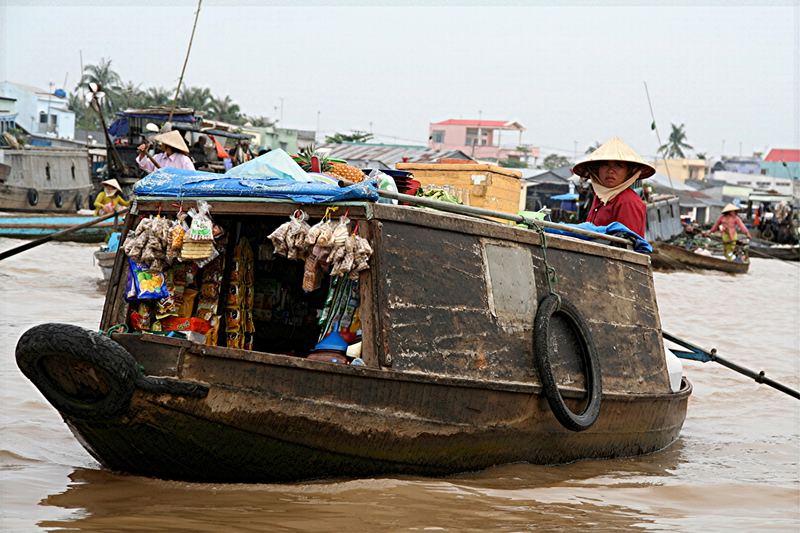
[747,239,800,262]
[93,249,117,280]
[0,147,94,212]
[650,241,749,274]
[0,213,123,243]
[15,197,691,482]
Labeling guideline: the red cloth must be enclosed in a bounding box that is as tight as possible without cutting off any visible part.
[586,188,646,237]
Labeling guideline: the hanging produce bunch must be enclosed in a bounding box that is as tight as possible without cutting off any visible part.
[268,209,373,291]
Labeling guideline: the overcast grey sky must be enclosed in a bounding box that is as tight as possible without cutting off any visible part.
[1,1,798,159]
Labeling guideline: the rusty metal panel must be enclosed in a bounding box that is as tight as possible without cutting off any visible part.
[482,241,537,330]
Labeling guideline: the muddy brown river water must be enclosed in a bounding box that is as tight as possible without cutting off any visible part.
[1,238,798,532]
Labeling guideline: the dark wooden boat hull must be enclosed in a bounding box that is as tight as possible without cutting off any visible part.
[651,242,749,274]
[748,243,800,262]
[57,335,690,483]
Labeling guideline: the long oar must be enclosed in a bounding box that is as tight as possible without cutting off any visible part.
[663,331,799,400]
[0,209,129,261]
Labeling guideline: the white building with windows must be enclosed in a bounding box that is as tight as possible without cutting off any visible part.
[710,170,794,197]
[0,81,75,140]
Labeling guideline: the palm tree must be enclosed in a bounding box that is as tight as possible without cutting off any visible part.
[209,95,241,123]
[116,81,145,110]
[325,131,374,143]
[243,115,276,128]
[142,87,171,107]
[178,86,213,112]
[585,141,601,154]
[658,123,693,159]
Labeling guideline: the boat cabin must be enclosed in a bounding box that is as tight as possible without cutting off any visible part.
[104,197,673,395]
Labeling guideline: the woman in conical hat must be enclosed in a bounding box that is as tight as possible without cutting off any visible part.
[706,203,750,261]
[93,178,130,215]
[572,137,655,238]
[136,129,196,174]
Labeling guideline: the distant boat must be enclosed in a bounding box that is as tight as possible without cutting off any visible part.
[651,241,750,274]
[0,212,123,242]
[748,239,800,262]
[0,146,94,212]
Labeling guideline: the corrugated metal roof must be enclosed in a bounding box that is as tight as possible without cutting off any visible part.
[319,142,472,168]
[764,148,800,163]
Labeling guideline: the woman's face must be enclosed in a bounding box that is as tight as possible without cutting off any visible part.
[103,186,116,196]
[596,161,630,188]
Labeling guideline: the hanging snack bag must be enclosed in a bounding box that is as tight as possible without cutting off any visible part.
[188,201,214,241]
[129,259,169,300]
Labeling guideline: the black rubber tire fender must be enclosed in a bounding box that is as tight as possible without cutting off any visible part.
[27,188,38,206]
[74,193,83,211]
[15,323,138,420]
[533,294,602,432]
[53,191,64,208]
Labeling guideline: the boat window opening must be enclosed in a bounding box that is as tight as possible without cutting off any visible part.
[45,163,51,181]
[120,213,366,361]
[71,164,76,180]
[657,210,662,223]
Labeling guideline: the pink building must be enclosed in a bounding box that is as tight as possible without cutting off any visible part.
[428,119,535,163]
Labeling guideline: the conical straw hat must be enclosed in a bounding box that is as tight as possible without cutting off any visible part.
[100,178,123,192]
[572,137,655,179]
[721,203,740,214]
[154,130,190,154]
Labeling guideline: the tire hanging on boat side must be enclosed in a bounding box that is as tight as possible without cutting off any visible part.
[27,188,38,206]
[15,323,138,420]
[53,191,64,208]
[533,294,602,431]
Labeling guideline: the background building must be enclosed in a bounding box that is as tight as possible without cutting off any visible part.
[427,119,536,164]
[0,81,75,140]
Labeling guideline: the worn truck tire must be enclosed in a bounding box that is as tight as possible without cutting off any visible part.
[16,323,138,421]
[533,294,602,432]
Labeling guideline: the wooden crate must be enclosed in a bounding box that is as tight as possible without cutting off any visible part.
[395,163,524,216]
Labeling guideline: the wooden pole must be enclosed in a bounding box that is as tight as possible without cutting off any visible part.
[339,180,630,247]
[0,209,129,261]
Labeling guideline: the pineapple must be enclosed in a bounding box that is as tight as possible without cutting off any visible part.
[327,162,366,183]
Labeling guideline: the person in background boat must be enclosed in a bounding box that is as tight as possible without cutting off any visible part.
[136,130,196,173]
[93,178,130,215]
[572,137,655,238]
[706,203,751,261]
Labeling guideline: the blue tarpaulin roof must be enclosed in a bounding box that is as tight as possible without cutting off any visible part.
[133,149,379,204]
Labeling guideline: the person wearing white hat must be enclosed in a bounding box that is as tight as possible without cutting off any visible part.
[572,137,655,238]
[706,203,751,261]
[136,130,196,173]
[93,178,130,215]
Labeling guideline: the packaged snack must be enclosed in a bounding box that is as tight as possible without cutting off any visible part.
[179,288,198,318]
[225,308,243,332]
[205,316,221,346]
[302,253,322,292]
[160,316,211,334]
[187,201,214,241]
[227,283,242,307]
[129,259,169,300]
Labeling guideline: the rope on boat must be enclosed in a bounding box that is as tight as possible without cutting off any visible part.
[527,219,560,310]
[101,324,129,337]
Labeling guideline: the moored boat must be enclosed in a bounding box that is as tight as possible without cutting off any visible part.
[0,147,94,212]
[651,241,750,274]
[0,212,124,242]
[15,163,691,483]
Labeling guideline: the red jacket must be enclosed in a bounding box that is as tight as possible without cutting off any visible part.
[586,188,646,237]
